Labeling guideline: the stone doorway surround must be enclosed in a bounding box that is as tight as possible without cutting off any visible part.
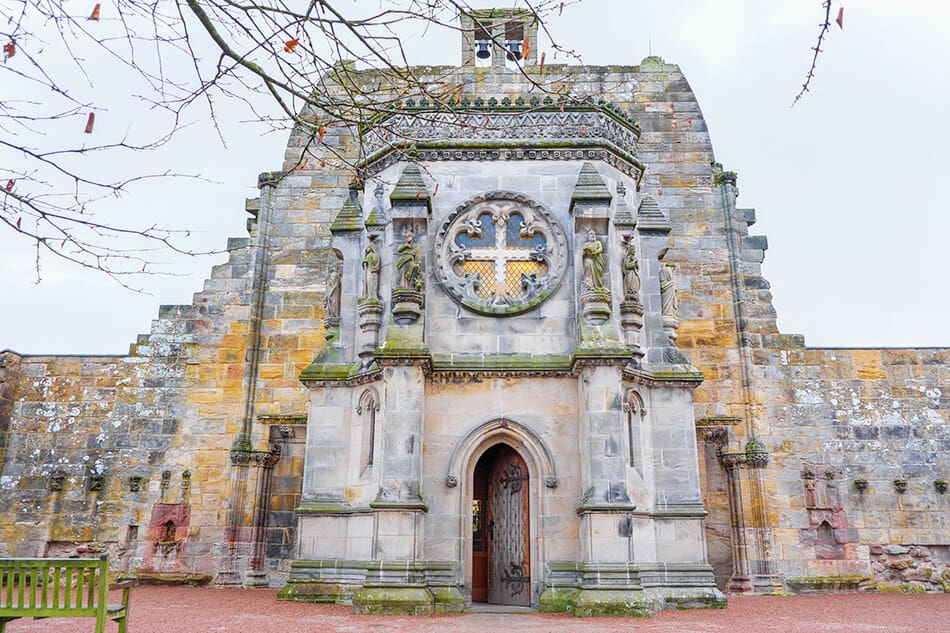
[445,418,559,608]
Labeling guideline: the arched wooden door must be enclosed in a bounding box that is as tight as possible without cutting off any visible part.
[473,444,530,605]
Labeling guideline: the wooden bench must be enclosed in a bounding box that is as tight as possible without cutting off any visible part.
[0,554,129,632]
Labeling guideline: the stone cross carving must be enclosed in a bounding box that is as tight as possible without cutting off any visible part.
[396,229,423,291]
[622,238,641,302]
[460,215,545,299]
[581,229,606,291]
[659,263,678,318]
[361,241,380,302]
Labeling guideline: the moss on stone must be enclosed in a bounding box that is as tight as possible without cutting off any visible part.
[877,583,928,595]
[127,572,212,586]
[277,580,353,603]
[538,587,580,613]
[663,593,727,610]
[298,362,358,382]
[428,586,465,613]
[430,353,573,372]
[786,575,872,593]
[352,586,434,615]
[571,589,654,618]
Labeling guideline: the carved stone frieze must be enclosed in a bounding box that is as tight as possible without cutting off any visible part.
[361,109,643,176]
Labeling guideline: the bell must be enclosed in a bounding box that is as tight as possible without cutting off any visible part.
[506,41,522,61]
[475,40,491,59]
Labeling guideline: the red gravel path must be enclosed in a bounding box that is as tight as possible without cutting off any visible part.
[4,587,949,632]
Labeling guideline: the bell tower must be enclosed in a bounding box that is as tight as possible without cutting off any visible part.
[460,8,539,68]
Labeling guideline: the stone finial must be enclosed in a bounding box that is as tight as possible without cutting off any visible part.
[365,207,387,228]
[571,162,612,204]
[635,195,670,233]
[330,183,363,233]
[389,164,431,213]
[612,182,636,228]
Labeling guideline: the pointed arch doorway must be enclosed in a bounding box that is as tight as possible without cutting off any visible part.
[471,444,531,606]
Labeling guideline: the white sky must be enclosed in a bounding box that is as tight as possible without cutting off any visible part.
[2,0,948,354]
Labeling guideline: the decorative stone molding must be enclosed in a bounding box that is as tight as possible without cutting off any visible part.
[357,301,383,366]
[445,417,559,492]
[580,287,611,325]
[391,289,424,324]
[699,427,728,445]
[717,440,770,470]
[360,107,644,181]
[433,191,567,316]
[230,444,281,468]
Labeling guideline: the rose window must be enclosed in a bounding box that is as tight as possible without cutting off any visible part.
[434,192,567,316]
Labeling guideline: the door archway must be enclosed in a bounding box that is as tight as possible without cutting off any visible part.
[471,444,530,606]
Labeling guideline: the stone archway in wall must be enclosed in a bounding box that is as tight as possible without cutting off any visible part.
[446,418,558,608]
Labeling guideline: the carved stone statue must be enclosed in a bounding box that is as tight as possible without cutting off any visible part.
[396,229,423,291]
[581,229,606,291]
[361,242,380,302]
[622,239,641,303]
[659,263,678,317]
[324,263,342,318]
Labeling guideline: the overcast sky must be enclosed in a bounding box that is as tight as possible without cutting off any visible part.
[2,0,948,355]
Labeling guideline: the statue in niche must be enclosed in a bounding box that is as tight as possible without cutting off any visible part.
[396,229,423,291]
[581,229,606,291]
[324,263,342,318]
[361,241,381,302]
[659,263,678,317]
[622,238,641,303]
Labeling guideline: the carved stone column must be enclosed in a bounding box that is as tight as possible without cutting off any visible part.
[716,440,771,593]
[244,445,282,587]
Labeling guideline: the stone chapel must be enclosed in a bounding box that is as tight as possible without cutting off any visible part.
[1,8,947,617]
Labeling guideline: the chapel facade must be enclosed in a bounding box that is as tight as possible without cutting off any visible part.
[0,9,947,616]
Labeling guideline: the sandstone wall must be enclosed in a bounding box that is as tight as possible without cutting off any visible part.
[761,346,949,591]
[0,57,946,593]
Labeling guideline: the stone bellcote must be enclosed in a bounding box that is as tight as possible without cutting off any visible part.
[460,8,539,68]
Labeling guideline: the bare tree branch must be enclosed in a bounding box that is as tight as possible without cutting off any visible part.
[793,0,834,106]
[1,0,586,285]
